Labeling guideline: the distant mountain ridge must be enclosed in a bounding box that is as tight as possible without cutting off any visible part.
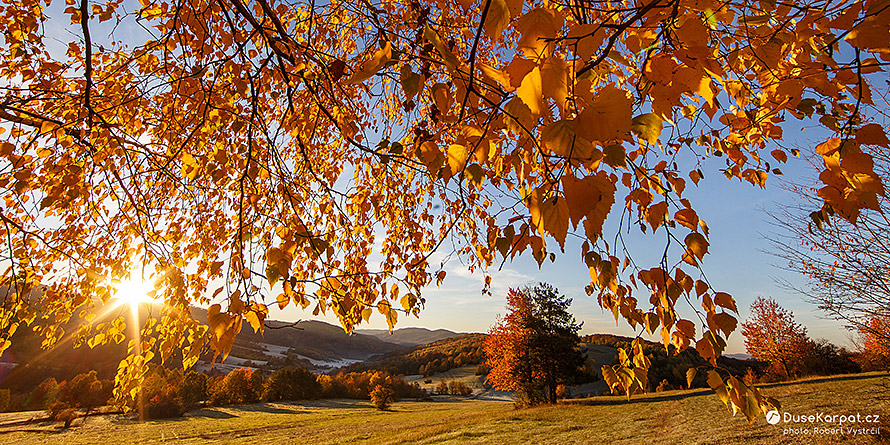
[356,327,461,346]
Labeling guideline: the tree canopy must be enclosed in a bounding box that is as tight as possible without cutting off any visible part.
[0,0,888,419]
[484,284,585,405]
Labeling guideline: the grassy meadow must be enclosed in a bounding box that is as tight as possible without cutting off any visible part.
[0,372,887,444]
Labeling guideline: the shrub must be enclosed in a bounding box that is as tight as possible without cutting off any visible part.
[25,377,60,411]
[57,371,113,415]
[145,387,185,419]
[435,380,449,395]
[178,371,210,409]
[513,385,547,409]
[209,368,263,406]
[0,388,9,412]
[448,380,473,396]
[370,384,394,410]
[262,367,321,402]
[50,403,79,428]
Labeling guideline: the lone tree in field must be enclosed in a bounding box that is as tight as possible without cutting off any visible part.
[1,0,888,420]
[741,297,810,378]
[485,284,585,405]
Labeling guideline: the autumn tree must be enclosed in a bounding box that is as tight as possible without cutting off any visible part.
[0,0,887,420]
[770,141,890,350]
[856,313,890,370]
[741,297,810,378]
[484,284,585,405]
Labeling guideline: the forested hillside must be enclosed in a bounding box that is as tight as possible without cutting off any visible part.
[338,334,486,376]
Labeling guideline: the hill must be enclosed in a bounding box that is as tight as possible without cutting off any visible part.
[355,327,460,346]
[338,333,487,376]
[186,309,405,374]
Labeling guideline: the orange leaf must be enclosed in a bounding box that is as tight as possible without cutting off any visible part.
[576,86,632,144]
[857,123,890,147]
[528,188,570,248]
[682,232,709,266]
[675,208,699,231]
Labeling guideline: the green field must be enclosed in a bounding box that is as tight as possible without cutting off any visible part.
[1,372,887,444]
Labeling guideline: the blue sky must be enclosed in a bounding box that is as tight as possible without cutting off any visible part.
[268,135,855,355]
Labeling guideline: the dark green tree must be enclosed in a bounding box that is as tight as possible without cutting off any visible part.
[528,284,587,404]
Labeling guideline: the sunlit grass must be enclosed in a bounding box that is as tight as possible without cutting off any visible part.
[1,372,886,444]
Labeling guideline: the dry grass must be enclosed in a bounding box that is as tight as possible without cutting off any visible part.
[0,372,887,444]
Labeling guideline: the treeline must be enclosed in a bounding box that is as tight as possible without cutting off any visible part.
[582,333,861,392]
[2,365,429,422]
[582,334,768,391]
[339,333,486,376]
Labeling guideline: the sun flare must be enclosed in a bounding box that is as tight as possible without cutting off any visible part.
[112,273,157,307]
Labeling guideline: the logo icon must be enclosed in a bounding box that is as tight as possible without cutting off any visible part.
[766,410,782,425]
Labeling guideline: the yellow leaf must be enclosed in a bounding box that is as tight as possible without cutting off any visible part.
[424,26,460,70]
[503,97,534,134]
[399,65,422,99]
[431,82,453,113]
[483,0,510,40]
[479,63,514,92]
[446,144,469,179]
[516,7,560,59]
[277,292,289,310]
[713,292,738,313]
[541,119,575,157]
[540,56,568,111]
[631,113,663,145]
[516,66,543,117]
[674,208,699,231]
[346,41,391,84]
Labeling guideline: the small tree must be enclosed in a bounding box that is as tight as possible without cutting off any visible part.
[435,380,449,395]
[369,372,394,410]
[178,371,210,409]
[370,384,394,410]
[209,368,263,406]
[262,367,321,402]
[484,284,586,406]
[741,297,810,378]
[856,314,890,370]
[26,377,60,410]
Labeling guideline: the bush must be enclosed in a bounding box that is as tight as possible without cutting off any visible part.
[262,367,321,402]
[49,403,79,428]
[178,371,210,410]
[435,380,449,395]
[145,388,185,419]
[209,368,263,406]
[370,384,394,410]
[57,371,113,415]
[513,385,547,409]
[25,377,60,411]
[0,388,9,412]
[448,380,473,396]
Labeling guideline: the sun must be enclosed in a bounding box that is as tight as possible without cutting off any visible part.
[112,272,157,307]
